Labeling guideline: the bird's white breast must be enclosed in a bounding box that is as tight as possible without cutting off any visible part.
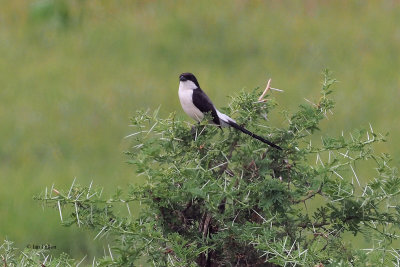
[178,82,204,122]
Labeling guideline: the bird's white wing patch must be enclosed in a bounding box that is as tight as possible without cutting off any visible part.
[216,109,235,127]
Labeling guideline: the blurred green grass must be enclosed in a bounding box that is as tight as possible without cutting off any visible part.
[0,0,399,260]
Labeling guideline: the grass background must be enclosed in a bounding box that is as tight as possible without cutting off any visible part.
[1,0,399,260]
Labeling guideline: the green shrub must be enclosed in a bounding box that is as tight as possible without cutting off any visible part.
[3,70,399,266]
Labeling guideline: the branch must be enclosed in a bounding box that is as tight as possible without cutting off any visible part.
[298,215,363,229]
[292,184,323,204]
[2,256,7,267]
[217,140,238,176]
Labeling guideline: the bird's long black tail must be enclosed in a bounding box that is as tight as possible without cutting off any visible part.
[227,121,282,150]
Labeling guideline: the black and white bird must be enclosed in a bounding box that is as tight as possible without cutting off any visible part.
[178,72,282,150]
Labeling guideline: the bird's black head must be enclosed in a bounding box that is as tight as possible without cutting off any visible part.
[179,73,200,88]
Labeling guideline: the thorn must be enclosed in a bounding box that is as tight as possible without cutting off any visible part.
[75,202,81,227]
[126,203,131,216]
[108,244,114,261]
[304,98,317,107]
[86,180,93,199]
[67,177,76,199]
[369,123,374,134]
[251,209,268,223]
[124,131,145,139]
[57,201,63,222]
[333,170,344,180]
[270,87,284,92]
[350,164,361,188]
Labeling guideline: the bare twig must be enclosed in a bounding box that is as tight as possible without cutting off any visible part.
[202,213,212,238]
[257,78,283,103]
[2,255,7,267]
[293,184,323,204]
[258,78,272,101]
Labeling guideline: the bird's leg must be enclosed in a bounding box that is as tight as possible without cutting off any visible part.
[191,125,196,139]
[191,122,200,140]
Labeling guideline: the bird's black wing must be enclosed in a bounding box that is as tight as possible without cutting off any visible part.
[192,88,220,125]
